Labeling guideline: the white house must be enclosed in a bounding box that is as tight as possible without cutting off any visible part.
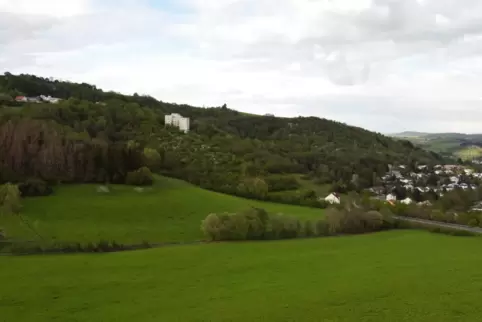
[386,194,397,202]
[401,197,413,205]
[404,184,414,191]
[324,193,341,205]
[40,95,61,104]
[165,113,190,133]
[450,176,459,183]
[464,169,474,175]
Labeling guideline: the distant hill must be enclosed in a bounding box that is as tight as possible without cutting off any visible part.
[391,131,431,138]
[391,131,482,160]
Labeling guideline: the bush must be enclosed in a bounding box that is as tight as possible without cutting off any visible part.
[361,211,384,231]
[201,208,303,241]
[18,179,53,197]
[468,218,479,227]
[314,220,330,236]
[125,167,153,186]
[325,207,386,235]
[0,183,21,215]
[380,207,396,229]
[303,220,316,237]
[265,176,300,192]
[201,213,223,241]
[0,228,5,240]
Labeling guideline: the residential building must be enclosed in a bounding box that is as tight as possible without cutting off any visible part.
[464,169,474,175]
[450,176,459,183]
[40,95,61,104]
[386,194,397,202]
[165,113,190,133]
[15,96,27,102]
[324,193,341,205]
[401,198,413,205]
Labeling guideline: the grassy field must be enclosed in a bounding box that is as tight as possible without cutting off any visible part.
[0,176,322,245]
[455,146,482,160]
[1,230,482,321]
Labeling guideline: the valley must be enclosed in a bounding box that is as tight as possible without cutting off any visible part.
[2,73,482,322]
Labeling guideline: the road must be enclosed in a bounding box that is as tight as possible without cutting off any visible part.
[394,216,482,234]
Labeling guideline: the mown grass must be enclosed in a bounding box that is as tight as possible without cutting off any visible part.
[0,176,323,244]
[1,230,482,322]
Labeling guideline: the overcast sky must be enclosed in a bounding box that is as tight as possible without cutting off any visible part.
[2,0,482,133]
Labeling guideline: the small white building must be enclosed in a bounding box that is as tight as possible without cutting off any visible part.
[324,193,341,204]
[464,168,474,175]
[404,184,414,191]
[165,113,190,133]
[401,197,413,205]
[450,176,459,183]
[40,95,61,104]
[386,194,397,202]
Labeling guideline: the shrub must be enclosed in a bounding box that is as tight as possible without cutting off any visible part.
[279,216,302,239]
[18,179,53,197]
[303,220,316,237]
[125,167,153,186]
[0,228,5,240]
[325,207,386,235]
[264,213,286,240]
[242,208,269,240]
[380,207,396,229]
[0,183,21,215]
[468,218,479,227]
[202,209,304,241]
[314,220,330,236]
[201,213,223,241]
[361,211,384,231]
[325,208,344,234]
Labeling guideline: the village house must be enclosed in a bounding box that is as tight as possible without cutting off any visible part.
[15,96,27,102]
[401,197,413,205]
[40,95,61,104]
[16,95,60,103]
[165,113,190,133]
[450,176,459,183]
[386,194,397,202]
[324,193,341,205]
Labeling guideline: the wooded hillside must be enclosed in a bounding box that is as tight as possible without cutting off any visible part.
[0,73,442,206]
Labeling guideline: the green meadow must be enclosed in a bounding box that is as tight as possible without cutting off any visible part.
[0,176,322,245]
[2,230,482,322]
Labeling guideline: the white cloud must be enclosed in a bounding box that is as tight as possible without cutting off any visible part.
[0,0,89,17]
[2,0,482,133]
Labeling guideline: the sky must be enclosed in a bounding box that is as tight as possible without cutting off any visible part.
[2,0,482,133]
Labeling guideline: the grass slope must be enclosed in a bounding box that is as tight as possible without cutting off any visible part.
[0,176,322,244]
[2,230,482,322]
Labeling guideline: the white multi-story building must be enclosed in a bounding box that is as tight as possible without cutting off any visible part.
[165,113,190,133]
